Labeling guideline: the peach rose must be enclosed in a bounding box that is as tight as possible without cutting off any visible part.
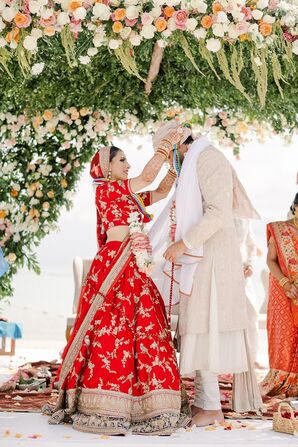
[79,107,90,116]
[201,15,213,29]
[43,110,53,121]
[60,179,68,188]
[44,26,55,36]
[14,12,32,28]
[164,6,175,18]
[114,8,126,20]
[112,21,123,33]
[47,191,55,199]
[155,17,167,32]
[212,3,223,14]
[259,22,272,36]
[20,204,27,213]
[5,29,20,43]
[0,210,7,219]
[173,9,188,30]
[32,116,43,128]
[69,0,81,11]
[239,33,249,41]
[10,189,19,198]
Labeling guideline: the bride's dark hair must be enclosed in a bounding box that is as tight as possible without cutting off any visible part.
[110,146,122,162]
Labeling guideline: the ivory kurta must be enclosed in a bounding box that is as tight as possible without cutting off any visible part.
[179,147,254,375]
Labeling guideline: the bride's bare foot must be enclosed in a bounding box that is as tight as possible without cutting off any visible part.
[191,405,202,417]
[192,409,224,427]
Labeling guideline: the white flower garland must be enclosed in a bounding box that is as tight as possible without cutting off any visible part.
[127,211,154,277]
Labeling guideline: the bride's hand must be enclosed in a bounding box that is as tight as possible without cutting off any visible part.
[163,127,185,146]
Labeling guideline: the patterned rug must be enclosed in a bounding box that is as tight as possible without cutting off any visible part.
[0,361,282,419]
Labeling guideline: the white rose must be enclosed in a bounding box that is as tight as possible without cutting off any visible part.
[262,14,275,23]
[248,23,259,35]
[252,9,263,20]
[293,40,298,55]
[206,37,221,52]
[87,47,98,56]
[79,55,91,64]
[130,34,142,46]
[40,7,53,19]
[73,6,87,20]
[165,0,180,6]
[92,3,110,20]
[31,28,43,39]
[228,24,238,39]
[157,38,167,47]
[57,11,70,25]
[256,0,268,9]
[217,11,228,23]
[29,0,41,14]
[186,18,197,32]
[23,36,38,51]
[126,5,139,19]
[93,33,105,47]
[0,18,4,32]
[31,62,45,75]
[0,37,6,48]
[191,0,207,13]
[231,10,245,21]
[212,23,225,37]
[108,39,121,49]
[120,26,132,40]
[193,27,207,39]
[151,7,161,18]
[124,0,139,5]
[162,29,172,38]
[2,7,15,22]
[141,24,156,39]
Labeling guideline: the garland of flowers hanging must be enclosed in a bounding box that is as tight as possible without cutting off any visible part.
[0,0,298,105]
[0,107,113,299]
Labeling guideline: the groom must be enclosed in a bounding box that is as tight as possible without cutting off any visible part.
[153,120,262,426]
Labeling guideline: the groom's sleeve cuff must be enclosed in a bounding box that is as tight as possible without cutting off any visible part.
[182,237,193,250]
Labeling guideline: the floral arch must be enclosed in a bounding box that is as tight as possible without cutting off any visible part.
[0,0,297,299]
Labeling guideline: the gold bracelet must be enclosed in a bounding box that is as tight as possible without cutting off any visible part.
[168,169,177,178]
[156,148,168,159]
[160,139,173,149]
[279,277,290,288]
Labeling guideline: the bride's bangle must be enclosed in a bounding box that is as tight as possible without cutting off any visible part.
[279,276,290,288]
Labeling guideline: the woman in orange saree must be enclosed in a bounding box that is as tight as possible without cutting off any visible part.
[44,127,192,435]
[261,193,298,397]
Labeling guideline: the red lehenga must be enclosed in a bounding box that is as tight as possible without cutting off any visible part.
[44,179,189,435]
[261,221,298,397]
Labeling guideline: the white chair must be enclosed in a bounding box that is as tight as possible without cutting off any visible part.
[66,257,92,341]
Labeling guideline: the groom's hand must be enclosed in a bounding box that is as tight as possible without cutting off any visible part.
[163,240,186,263]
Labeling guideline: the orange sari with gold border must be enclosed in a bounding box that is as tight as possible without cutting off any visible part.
[261,221,298,397]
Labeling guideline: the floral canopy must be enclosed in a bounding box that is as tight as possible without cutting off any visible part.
[0,0,297,299]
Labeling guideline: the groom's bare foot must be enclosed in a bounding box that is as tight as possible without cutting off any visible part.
[191,405,202,417]
[192,409,224,427]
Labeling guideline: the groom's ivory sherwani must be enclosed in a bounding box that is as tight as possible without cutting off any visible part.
[178,146,259,378]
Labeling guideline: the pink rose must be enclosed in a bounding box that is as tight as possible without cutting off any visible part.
[141,12,153,26]
[219,111,228,120]
[241,6,252,20]
[39,15,56,27]
[268,0,278,10]
[22,0,30,14]
[173,9,188,30]
[235,21,249,35]
[222,119,229,127]
[125,18,137,26]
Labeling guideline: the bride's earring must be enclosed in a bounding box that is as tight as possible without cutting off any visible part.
[107,169,112,181]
